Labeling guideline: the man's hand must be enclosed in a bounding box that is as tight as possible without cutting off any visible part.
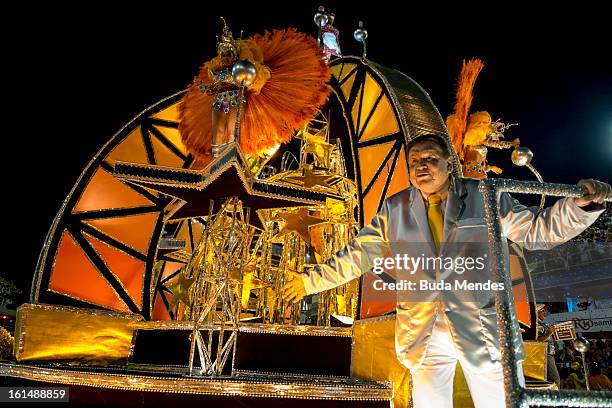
[282,271,307,303]
[574,179,612,207]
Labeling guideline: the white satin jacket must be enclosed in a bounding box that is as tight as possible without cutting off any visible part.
[302,177,604,371]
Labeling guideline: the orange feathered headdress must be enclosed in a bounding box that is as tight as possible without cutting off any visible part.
[445,59,485,160]
[179,28,332,160]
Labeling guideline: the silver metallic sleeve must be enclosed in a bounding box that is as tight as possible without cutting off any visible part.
[499,193,604,250]
[302,201,390,295]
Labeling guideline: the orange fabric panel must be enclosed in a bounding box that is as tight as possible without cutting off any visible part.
[363,168,389,226]
[105,127,150,166]
[340,68,357,101]
[174,220,205,253]
[330,64,343,80]
[152,293,173,321]
[385,146,410,200]
[49,230,129,312]
[515,299,531,327]
[73,168,153,213]
[359,273,396,318]
[83,232,145,309]
[509,255,531,326]
[85,212,159,255]
[335,63,356,85]
[350,83,363,131]
[151,103,180,122]
[161,261,183,281]
[360,92,399,142]
[150,131,184,168]
[151,125,187,157]
[358,141,395,195]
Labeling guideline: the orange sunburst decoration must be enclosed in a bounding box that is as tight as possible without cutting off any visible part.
[179,25,332,162]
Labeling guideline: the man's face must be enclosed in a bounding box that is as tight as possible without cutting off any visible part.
[408,140,451,196]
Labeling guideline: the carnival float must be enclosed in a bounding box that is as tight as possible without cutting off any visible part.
[1,7,610,408]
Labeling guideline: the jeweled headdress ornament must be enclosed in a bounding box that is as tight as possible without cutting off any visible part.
[216,17,238,57]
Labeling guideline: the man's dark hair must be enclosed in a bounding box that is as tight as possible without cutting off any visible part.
[406,134,451,158]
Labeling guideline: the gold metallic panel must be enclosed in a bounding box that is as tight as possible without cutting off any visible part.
[352,315,411,408]
[84,232,145,309]
[105,127,150,166]
[73,168,153,213]
[523,341,546,381]
[0,362,392,401]
[14,304,142,366]
[84,212,158,255]
[49,230,129,312]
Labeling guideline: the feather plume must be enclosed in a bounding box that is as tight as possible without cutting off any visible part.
[446,59,484,160]
[179,28,331,160]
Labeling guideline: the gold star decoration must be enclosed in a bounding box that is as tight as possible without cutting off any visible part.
[167,272,196,308]
[226,256,267,308]
[275,207,327,245]
[302,135,335,168]
[286,167,334,189]
[240,271,266,308]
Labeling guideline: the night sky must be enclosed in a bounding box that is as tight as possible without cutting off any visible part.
[3,2,611,306]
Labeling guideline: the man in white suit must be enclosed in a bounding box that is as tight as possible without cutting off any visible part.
[282,135,610,408]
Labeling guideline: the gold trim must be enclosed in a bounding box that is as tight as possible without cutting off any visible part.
[353,314,395,326]
[0,363,392,401]
[130,320,352,337]
[16,303,143,319]
[70,204,159,216]
[239,323,352,337]
[232,369,351,381]
[330,60,361,226]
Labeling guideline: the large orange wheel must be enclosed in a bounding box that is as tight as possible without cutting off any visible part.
[32,92,191,318]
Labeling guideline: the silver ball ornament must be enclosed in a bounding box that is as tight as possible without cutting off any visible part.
[314,11,328,28]
[354,22,368,43]
[511,146,533,166]
[573,337,590,353]
[232,60,257,87]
